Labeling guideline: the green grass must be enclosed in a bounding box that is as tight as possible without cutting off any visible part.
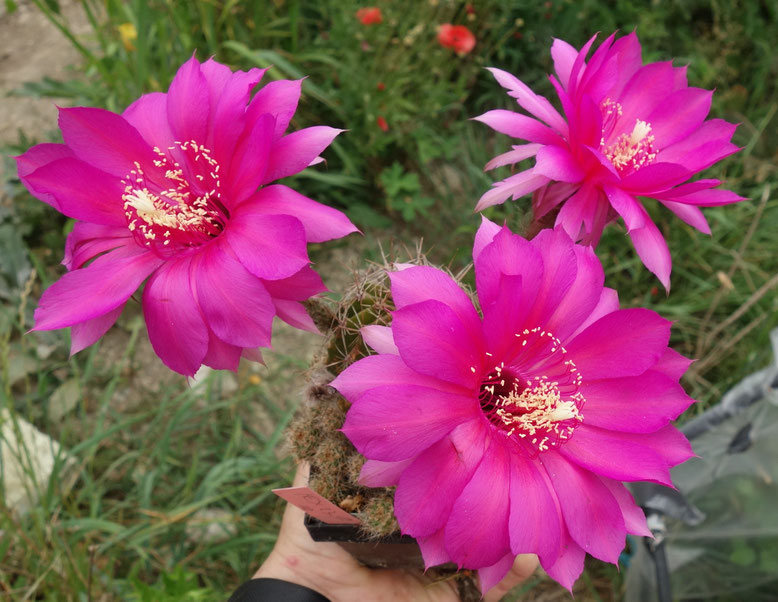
[2,0,778,599]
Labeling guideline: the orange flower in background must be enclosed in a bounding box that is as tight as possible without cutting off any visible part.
[356,7,383,25]
[376,116,389,131]
[437,24,476,55]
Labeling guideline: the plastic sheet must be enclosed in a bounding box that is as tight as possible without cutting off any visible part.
[625,330,778,601]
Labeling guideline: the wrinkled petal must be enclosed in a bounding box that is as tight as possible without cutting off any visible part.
[63,223,130,271]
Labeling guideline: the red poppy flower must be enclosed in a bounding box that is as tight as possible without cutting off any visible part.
[356,7,383,26]
[377,116,389,132]
[437,24,476,55]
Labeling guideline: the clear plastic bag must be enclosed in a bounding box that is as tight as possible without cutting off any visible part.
[625,331,778,601]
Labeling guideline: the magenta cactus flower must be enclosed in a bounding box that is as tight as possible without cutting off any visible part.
[331,218,694,592]
[476,31,743,288]
[17,56,357,376]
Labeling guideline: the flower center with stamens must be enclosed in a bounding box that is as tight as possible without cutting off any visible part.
[122,140,228,255]
[478,327,585,454]
[598,99,657,175]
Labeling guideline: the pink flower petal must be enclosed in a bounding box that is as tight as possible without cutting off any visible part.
[23,157,126,226]
[601,478,651,537]
[473,216,503,264]
[166,56,209,143]
[395,419,487,537]
[473,110,563,145]
[567,286,619,341]
[246,78,303,139]
[58,107,157,178]
[509,454,563,566]
[142,256,208,377]
[475,170,549,211]
[567,308,671,379]
[225,112,275,204]
[543,239,605,343]
[358,458,413,488]
[620,162,691,194]
[261,266,327,301]
[617,62,677,131]
[551,37,579,90]
[555,182,599,241]
[16,143,76,207]
[122,92,173,150]
[658,200,711,234]
[360,325,399,355]
[533,145,584,182]
[417,527,451,568]
[203,62,266,170]
[202,329,242,371]
[263,126,343,183]
[272,299,318,333]
[331,353,464,401]
[647,88,713,149]
[484,143,541,171]
[224,210,309,280]
[559,425,681,486]
[475,226,543,309]
[392,300,485,389]
[341,384,477,461]
[604,185,646,231]
[478,553,516,595]
[34,246,162,331]
[652,347,693,381]
[657,188,746,207]
[486,67,568,135]
[390,266,482,344]
[581,370,695,433]
[541,451,626,564]
[445,436,511,568]
[70,305,123,355]
[247,185,358,243]
[543,524,585,592]
[63,223,130,271]
[629,218,672,290]
[192,243,274,349]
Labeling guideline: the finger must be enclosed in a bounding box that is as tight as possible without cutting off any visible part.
[483,554,539,602]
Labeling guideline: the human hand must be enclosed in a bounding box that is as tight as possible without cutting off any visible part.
[254,463,538,601]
